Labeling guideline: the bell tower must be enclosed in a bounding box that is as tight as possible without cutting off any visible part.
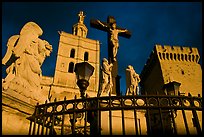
[51,11,100,100]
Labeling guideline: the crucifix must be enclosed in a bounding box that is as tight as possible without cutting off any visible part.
[90,16,131,95]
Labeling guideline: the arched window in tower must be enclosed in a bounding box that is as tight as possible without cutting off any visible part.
[84,52,89,61]
[70,49,75,58]
[68,62,74,73]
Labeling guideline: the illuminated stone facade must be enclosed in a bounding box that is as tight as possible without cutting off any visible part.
[140,44,202,135]
[140,44,202,96]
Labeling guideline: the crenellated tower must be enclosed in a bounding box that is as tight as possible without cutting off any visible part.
[140,44,202,96]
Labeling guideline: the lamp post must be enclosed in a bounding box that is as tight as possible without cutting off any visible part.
[74,62,94,98]
[74,62,98,135]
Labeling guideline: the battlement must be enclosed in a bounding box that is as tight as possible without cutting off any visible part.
[155,44,200,63]
[140,44,201,83]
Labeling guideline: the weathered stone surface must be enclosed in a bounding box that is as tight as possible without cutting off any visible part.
[52,12,100,101]
[140,44,202,96]
[2,90,35,135]
[2,21,52,135]
[2,21,52,102]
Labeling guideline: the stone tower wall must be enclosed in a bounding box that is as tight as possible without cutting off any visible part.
[52,31,100,100]
[140,48,164,95]
[140,44,202,96]
[156,45,202,96]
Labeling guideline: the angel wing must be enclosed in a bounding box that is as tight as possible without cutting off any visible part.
[13,22,43,57]
[2,35,19,66]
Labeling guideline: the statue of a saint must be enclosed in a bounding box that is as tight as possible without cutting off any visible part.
[97,20,128,61]
[2,22,52,102]
[99,58,113,96]
[78,11,85,24]
[126,65,140,95]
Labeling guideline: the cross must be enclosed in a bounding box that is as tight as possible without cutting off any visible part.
[90,16,131,95]
[90,16,131,63]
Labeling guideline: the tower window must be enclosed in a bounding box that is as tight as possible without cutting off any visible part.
[70,49,75,58]
[84,52,89,61]
[181,69,185,75]
[68,62,74,73]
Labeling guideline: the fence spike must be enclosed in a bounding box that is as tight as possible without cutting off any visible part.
[188,93,192,97]
[45,100,47,104]
[54,98,57,102]
[64,96,66,101]
[75,95,77,100]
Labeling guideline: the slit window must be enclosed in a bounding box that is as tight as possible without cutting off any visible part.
[84,52,89,61]
[68,62,74,73]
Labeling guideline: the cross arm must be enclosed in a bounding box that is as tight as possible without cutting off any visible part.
[90,19,131,39]
[90,19,109,32]
[117,27,131,39]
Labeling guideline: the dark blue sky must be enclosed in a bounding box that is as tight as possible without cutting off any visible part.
[2,2,202,94]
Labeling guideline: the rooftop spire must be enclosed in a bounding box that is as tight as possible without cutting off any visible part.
[73,11,88,38]
[78,11,85,24]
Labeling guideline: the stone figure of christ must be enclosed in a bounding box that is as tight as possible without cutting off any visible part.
[97,20,128,61]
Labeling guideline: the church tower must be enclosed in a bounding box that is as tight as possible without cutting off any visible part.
[140,44,202,97]
[51,11,100,100]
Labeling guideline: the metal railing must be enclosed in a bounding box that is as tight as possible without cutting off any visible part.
[27,93,202,135]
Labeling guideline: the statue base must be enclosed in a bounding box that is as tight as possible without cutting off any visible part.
[2,79,48,135]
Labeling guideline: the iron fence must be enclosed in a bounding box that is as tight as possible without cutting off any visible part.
[27,93,202,135]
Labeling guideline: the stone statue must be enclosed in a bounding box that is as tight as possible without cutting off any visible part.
[126,65,140,95]
[2,22,52,103]
[97,20,128,61]
[78,11,85,24]
[99,58,113,96]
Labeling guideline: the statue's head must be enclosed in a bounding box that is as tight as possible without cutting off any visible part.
[127,65,132,69]
[102,58,108,63]
[20,22,43,36]
[111,23,116,29]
